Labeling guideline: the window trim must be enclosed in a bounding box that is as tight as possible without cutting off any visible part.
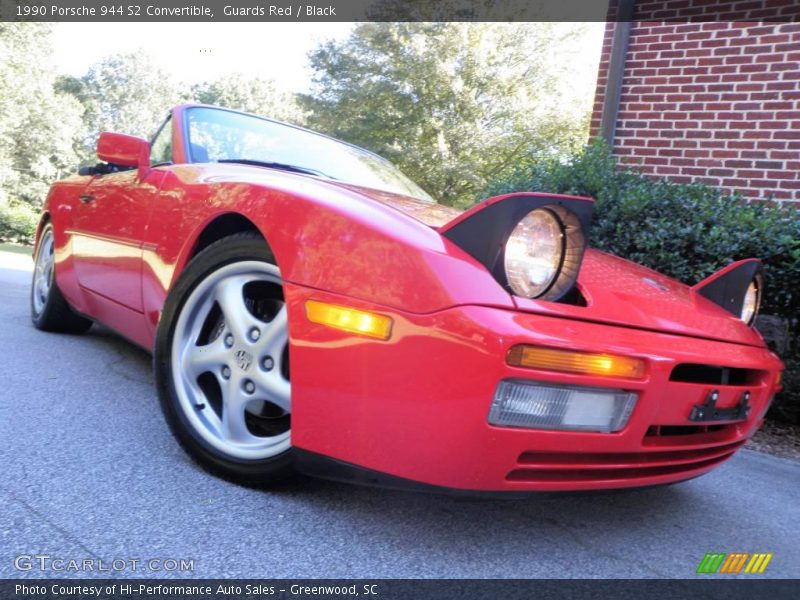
[149,115,174,167]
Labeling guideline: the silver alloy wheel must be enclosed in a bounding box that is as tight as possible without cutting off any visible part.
[32,229,55,316]
[171,260,291,460]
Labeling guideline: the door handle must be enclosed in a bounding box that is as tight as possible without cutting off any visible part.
[79,194,95,203]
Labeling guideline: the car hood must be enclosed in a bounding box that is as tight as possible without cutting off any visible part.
[349,185,765,347]
[328,182,462,227]
[513,249,765,347]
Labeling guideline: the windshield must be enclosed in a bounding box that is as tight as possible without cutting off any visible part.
[185,107,434,202]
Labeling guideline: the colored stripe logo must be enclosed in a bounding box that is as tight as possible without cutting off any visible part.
[697,553,773,574]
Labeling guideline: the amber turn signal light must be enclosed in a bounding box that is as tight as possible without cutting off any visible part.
[305,300,393,340]
[507,345,646,379]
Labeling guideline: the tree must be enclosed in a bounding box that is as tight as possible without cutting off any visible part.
[302,23,590,207]
[192,73,303,125]
[59,52,188,163]
[0,23,84,208]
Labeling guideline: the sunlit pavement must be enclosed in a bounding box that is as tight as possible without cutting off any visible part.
[1,249,799,579]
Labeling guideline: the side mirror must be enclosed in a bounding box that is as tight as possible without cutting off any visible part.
[97,132,150,178]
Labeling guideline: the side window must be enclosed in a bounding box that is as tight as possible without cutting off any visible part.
[150,117,173,166]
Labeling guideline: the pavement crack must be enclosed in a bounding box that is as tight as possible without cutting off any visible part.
[103,347,151,384]
[0,482,102,560]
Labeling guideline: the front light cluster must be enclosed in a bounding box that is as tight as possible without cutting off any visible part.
[502,205,586,301]
[441,194,593,304]
[692,258,764,328]
[741,277,761,325]
[504,209,564,298]
[488,380,638,433]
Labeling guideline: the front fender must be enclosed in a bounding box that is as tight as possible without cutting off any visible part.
[154,166,513,335]
[255,183,515,314]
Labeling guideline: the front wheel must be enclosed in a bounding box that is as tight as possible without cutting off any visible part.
[154,233,294,486]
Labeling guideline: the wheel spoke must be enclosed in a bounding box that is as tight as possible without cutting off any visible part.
[222,407,252,444]
[214,275,259,344]
[252,372,291,413]
[254,304,288,357]
[220,382,259,444]
[183,337,229,378]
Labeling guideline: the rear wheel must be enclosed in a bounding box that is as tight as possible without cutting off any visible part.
[154,233,293,486]
[30,224,93,334]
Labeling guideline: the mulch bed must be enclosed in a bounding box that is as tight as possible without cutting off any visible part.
[747,419,800,461]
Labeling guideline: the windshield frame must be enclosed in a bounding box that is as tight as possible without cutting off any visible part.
[179,105,434,202]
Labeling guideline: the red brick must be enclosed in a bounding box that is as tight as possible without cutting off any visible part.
[770,63,799,72]
[746,111,778,120]
[766,171,796,180]
[761,34,792,44]
[709,168,735,177]
[755,160,784,169]
[684,149,711,158]
[722,178,748,187]
[727,141,756,149]
[681,167,707,176]
[743,130,774,139]
[713,47,743,56]
[740,150,768,159]
[756,54,788,64]
[739,170,766,178]
[713,131,743,139]
[758,121,790,129]
[717,111,746,120]
[739,64,769,73]
[718,93,749,101]
[724,159,753,168]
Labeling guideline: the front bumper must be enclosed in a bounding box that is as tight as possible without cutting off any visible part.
[285,284,783,492]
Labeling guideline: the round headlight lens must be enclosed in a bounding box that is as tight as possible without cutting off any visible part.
[741,278,759,325]
[504,209,564,298]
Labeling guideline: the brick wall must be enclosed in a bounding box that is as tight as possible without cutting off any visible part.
[590,2,800,202]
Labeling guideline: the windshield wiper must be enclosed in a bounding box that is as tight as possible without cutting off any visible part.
[217,159,330,178]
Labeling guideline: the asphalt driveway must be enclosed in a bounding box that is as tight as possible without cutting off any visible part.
[1,249,799,579]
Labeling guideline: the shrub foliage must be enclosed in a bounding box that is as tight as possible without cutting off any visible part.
[0,201,38,245]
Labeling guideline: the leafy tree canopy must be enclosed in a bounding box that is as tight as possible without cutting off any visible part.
[302,22,591,207]
[57,52,188,164]
[0,23,83,207]
[191,73,304,125]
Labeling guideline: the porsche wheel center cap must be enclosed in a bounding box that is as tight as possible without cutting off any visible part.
[234,349,253,372]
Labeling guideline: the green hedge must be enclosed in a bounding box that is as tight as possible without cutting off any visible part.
[484,140,800,413]
[0,201,38,245]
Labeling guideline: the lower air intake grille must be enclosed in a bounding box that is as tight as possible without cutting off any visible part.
[669,363,762,386]
[506,440,744,483]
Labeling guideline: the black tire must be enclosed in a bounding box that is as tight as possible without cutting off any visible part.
[30,223,93,334]
[154,232,295,487]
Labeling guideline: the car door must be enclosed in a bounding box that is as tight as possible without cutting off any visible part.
[70,120,171,312]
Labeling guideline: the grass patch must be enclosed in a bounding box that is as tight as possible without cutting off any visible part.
[0,243,33,256]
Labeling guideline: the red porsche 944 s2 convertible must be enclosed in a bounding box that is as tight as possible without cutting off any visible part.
[31,104,783,493]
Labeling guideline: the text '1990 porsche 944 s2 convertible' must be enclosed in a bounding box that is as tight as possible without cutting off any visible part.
[31,104,784,493]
